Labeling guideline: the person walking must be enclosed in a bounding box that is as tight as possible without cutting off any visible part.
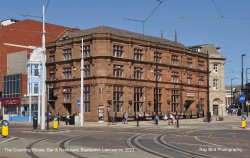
[123,112,128,124]
[66,113,70,125]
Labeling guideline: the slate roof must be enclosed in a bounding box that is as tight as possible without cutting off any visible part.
[66,25,187,49]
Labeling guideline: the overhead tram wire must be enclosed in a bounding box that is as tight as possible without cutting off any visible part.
[211,0,224,18]
[124,0,166,36]
[45,0,52,14]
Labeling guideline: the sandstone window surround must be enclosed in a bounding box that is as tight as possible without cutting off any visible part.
[199,76,204,86]
[187,74,193,84]
[63,87,71,103]
[134,67,143,79]
[171,55,179,66]
[213,63,219,73]
[63,48,72,61]
[154,51,162,63]
[113,45,123,58]
[134,87,143,112]
[113,86,124,112]
[84,65,90,77]
[84,85,91,112]
[171,72,179,83]
[154,69,162,81]
[213,79,219,90]
[49,67,56,81]
[113,65,124,77]
[172,90,179,112]
[49,51,55,62]
[198,60,204,70]
[63,67,72,79]
[134,48,143,61]
[186,57,193,68]
[154,88,162,112]
[81,45,91,58]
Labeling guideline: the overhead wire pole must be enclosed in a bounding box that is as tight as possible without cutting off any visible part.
[41,5,46,130]
[206,51,210,122]
[80,38,85,127]
[241,54,246,116]
[29,61,32,122]
[38,60,41,124]
[10,2,50,129]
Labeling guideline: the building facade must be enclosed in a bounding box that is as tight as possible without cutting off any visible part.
[190,44,226,117]
[46,26,209,122]
[0,19,70,120]
[25,48,43,118]
[2,73,27,120]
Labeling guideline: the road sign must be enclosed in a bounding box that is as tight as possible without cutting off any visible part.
[239,95,246,103]
[77,99,81,107]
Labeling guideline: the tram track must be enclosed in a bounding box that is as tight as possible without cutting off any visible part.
[155,134,215,158]
[127,133,216,158]
[26,135,86,158]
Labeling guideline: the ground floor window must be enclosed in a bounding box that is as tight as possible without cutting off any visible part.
[113,86,123,112]
[172,90,179,112]
[4,105,18,114]
[84,85,91,112]
[134,87,143,112]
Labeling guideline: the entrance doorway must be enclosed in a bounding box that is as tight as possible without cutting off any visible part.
[213,105,218,116]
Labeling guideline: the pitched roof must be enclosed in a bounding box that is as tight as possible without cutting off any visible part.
[0,19,71,54]
[66,26,186,48]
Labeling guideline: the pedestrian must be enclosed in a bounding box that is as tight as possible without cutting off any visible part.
[66,113,70,125]
[169,114,174,125]
[110,112,114,125]
[123,112,128,124]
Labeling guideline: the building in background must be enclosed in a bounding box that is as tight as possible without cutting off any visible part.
[0,19,18,27]
[189,44,226,117]
[46,26,209,122]
[0,19,70,120]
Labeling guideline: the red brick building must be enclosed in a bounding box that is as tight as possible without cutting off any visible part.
[0,19,70,92]
[0,19,70,119]
[46,26,209,122]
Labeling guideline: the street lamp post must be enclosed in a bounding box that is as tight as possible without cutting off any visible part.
[41,5,46,130]
[155,43,159,125]
[231,78,235,108]
[206,51,210,122]
[246,68,250,117]
[80,38,84,127]
[241,54,246,116]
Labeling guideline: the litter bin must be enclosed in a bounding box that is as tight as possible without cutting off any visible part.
[2,120,9,138]
[241,115,246,128]
[53,116,59,129]
[33,116,38,129]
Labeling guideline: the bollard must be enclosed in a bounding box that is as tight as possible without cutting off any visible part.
[33,115,38,129]
[176,115,179,128]
[2,120,9,138]
[136,115,139,127]
[241,115,246,128]
[53,116,59,129]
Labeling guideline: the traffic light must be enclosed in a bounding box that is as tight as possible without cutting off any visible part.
[48,87,57,101]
